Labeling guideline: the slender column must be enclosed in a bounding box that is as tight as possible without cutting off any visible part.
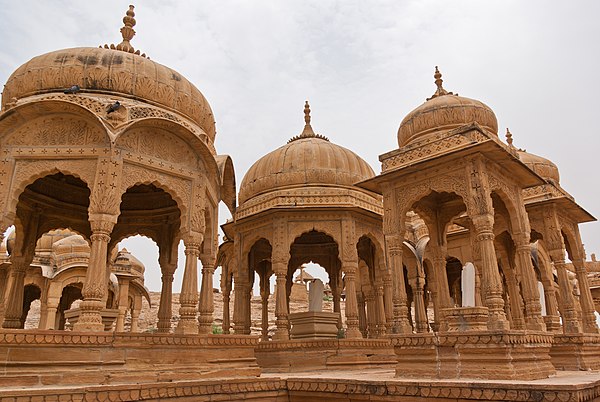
[472,214,509,330]
[383,274,394,334]
[385,234,412,333]
[222,274,232,334]
[357,291,368,338]
[260,277,270,341]
[572,258,599,333]
[157,266,175,333]
[430,247,451,331]
[245,280,253,334]
[410,276,428,333]
[364,289,375,338]
[115,278,130,332]
[175,240,201,334]
[343,262,362,339]
[513,236,545,330]
[331,274,342,330]
[499,254,525,330]
[273,263,289,340]
[375,283,387,336]
[0,268,7,322]
[233,275,249,334]
[2,257,30,328]
[541,278,561,332]
[198,255,216,334]
[73,219,114,332]
[549,249,581,333]
[43,297,60,330]
[130,306,140,333]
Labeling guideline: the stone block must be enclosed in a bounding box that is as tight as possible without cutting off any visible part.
[289,311,339,339]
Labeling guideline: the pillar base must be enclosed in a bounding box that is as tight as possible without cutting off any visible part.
[175,319,199,335]
[1,318,22,329]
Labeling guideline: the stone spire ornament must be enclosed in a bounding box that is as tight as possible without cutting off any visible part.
[101,5,147,58]
[288,101,329,143]
[427,66,455,100]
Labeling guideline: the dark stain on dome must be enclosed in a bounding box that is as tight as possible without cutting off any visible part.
[171,73,181,82]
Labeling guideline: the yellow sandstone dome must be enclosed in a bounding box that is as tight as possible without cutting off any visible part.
[398,67,498,147]
[518,150,560,185]
[1,6,216,142]
[239,102,375,205]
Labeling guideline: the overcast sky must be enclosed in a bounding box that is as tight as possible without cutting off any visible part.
[1,1,599,292]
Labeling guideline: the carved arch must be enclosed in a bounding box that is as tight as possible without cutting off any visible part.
[0,100,110,145]
[6,160,96,224]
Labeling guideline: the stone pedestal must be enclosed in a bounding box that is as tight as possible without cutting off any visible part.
[443,306,489,332]
[289,311,339,339]
[65,308,119,331]
[551,333,600,370]
[392,331,555,380]
[391,307,555,380]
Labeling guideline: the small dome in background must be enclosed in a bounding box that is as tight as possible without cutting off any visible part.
[398,67,498,147]
[518,150,560,185]
[239,101,375,205]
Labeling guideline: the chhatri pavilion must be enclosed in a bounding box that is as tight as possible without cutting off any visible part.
[0,5,600,402]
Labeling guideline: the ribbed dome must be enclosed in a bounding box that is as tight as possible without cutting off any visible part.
[398,67,498,147]
[518,150,560,184]
[1,6,216,142]
[239,102,375,205]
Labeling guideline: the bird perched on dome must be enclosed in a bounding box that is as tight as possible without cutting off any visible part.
[63,85,80,94]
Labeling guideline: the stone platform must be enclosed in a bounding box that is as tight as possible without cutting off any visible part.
[255,338,396,372]
[391,330,555,380]
[0,330,260,387]
[2,369,600,401]
[551,333,600,371]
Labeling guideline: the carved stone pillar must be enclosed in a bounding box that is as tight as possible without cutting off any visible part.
[222,273,232,334]
[498,253,525,330]
[157,266,175,333]
[343,262,362,339]
[175,240,201,334]
[572,258,599,333]
[547,248,580,333]
[130,308,140,333]
[541,278,562,332]
[198,255,216,334]
[233,274,250,335]
[273,262,289,340]
[73,219,114,332]
[471,214,509,330]
[331,273,342,330]
[383,273,394,334]
[430,247,451,331]
[1,257,31,328]
[43,297,60,330]
[260,277,270,341]
[365,289,377,338]
[357,291,368,338]
[115,278,130,332]
[385,234,411,333]
[410,276,428,333]
[375,283,387,336]
[513,236,545,331]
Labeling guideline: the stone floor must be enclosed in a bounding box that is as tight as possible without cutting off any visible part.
[2,368,600,401]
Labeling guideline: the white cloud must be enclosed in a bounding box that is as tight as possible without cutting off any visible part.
[1,0,599,289]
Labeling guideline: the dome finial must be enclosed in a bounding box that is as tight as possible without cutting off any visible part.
[118,5,136,51]
[101,4,148,58]
[427,66,454,101]
[287,100,329,143]
[300,100,316,138]
[304,100,311,126]
[505,128,513,146]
